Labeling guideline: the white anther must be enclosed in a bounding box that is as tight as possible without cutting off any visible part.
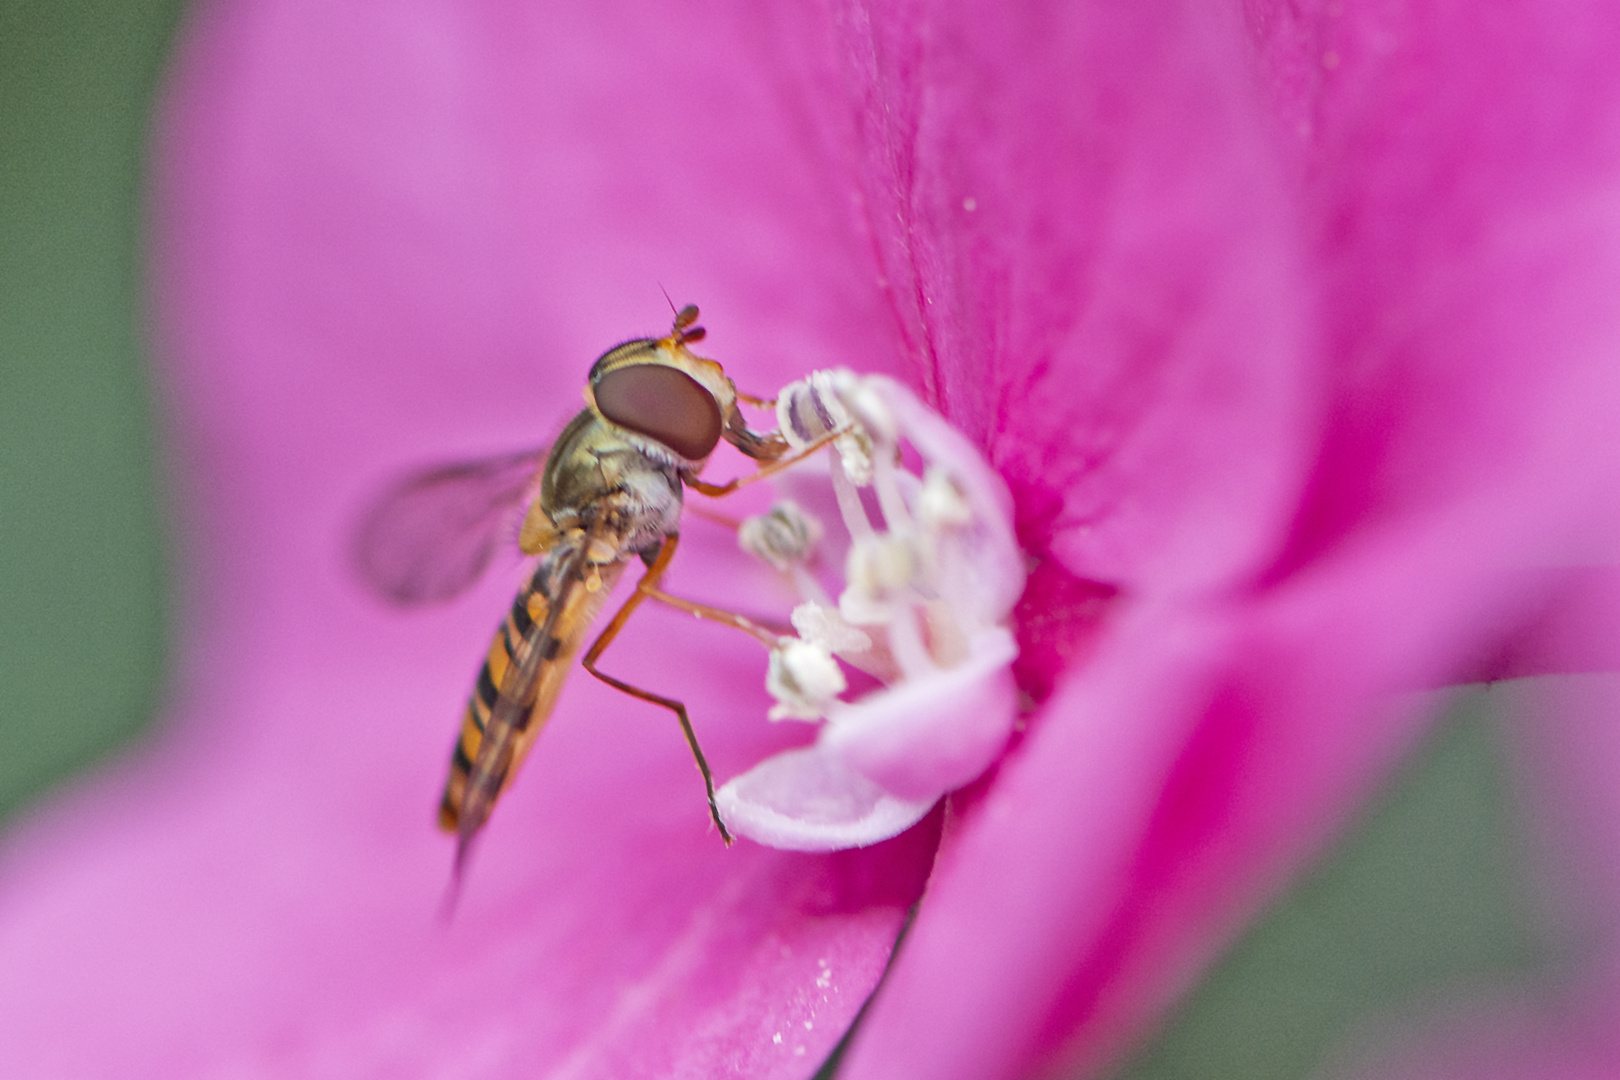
[739,500,823,571]
[790,602,872,655]
[846,381,897,449]
[841,533,918,624]
[776,371,852,449]
[767,638,848,721]
[778,370,882,485]
[917,466,974,531]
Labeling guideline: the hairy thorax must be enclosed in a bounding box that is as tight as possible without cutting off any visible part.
[524,408,684,562]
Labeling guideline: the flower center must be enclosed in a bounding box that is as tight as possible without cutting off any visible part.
[715,370,1026,851]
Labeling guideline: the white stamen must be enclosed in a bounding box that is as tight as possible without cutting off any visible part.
[845,380,898,449]
[880,603,935,680]
[791,602,872,655]
[870,449,913,532]
[777,370,885,485]
[738,500,823,571]
[720,371,1026,851]
[828,450,876,540]
[918,466,974,531]
[841,533,917,624]
[766,638,847,721]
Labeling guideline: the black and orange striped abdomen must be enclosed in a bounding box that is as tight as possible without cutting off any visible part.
[437,556,626,832]
[438,580,542,831]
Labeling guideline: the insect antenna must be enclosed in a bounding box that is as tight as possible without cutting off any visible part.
[657,285,706,344]
[673,303,704,343]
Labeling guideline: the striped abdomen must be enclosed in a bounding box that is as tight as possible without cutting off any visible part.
[438,552,626,833]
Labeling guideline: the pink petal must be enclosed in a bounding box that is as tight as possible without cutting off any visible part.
[0,675,940,1077]
[717,748,939,852]
[840,0,1620,1077]
[1468,568,1620,682]
[772,0,1315,595]
[1,0,938,1074]
[1255,0,1620,580]
[844,503,1602,1080]
[844,598,1426,1080]
[821,628,1019,800]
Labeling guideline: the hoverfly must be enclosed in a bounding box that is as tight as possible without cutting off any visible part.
[354,306,837,876]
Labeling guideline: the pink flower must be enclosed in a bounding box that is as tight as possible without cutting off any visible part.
[5,2,1620,1080]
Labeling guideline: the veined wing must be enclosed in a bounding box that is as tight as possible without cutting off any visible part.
[442,535,629,860]
[351,447,547,605]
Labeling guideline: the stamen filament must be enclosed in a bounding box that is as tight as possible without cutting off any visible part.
[871,452,913,533]
[830,450,877,541]
[886,603,935,679]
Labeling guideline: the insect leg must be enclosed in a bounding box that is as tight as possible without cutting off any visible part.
[679,502,745,531]
[580,534,734,845]
[735,390,777,409]
[687,424,847,498]
[645,588,783,648]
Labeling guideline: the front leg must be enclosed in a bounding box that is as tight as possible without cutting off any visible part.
[688,423,846,498]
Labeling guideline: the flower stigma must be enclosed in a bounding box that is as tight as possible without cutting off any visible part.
[714,372,1025,850]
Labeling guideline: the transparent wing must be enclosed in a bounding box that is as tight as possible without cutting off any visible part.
[350,446,548,605]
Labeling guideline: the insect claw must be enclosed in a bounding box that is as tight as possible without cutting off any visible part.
[709,798,734,846]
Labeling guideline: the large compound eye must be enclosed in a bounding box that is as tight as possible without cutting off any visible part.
[593,363,723,460]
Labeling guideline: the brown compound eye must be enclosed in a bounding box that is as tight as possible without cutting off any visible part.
[593,363,723,460]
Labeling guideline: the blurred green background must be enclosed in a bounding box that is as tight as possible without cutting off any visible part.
[0,0,185,822]
[0,3,1546,1078]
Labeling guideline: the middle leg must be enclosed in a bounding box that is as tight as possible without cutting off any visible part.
[580,534,734,844]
